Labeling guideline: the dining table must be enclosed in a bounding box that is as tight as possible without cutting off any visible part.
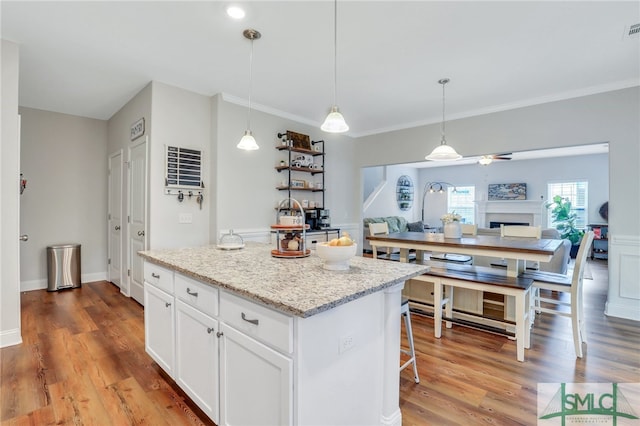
[366,231,563,276]
[367,231,564,362]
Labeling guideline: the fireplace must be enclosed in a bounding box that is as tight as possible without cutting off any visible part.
[475,200,544,228]
[489,221,530,228]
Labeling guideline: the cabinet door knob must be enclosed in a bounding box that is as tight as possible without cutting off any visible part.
[186,288,198,297]
[207,327,214,334]
[151,273,160,279]
[165,302,171,307]
[216,331,224,338]
[115,225,121,231]
[241,312,259,325]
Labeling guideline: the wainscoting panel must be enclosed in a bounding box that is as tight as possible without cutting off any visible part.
[606,234,640,320]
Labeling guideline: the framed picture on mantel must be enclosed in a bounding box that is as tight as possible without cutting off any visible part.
[488,183,526,200]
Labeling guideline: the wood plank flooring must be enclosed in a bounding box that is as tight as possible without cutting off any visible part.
[1,259,638,425]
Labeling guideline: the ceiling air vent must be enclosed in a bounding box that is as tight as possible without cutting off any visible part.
[627,23,640,37]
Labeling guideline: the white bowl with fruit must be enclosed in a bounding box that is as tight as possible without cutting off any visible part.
[316,232,357,270]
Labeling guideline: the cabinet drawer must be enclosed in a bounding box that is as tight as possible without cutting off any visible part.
[144,263,174,294]
[175,273,219,318]
[220,291,293,354]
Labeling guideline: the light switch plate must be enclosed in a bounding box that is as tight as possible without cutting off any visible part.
[179,213,193,224]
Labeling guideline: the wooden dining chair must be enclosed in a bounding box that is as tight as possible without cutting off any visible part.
[460,223,478,236]
[500,224,542,239]
[498,225,541,270]
[369,222,391,259]
[525,231,595,358]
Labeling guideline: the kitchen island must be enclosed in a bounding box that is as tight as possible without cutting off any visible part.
[139,242,428,426]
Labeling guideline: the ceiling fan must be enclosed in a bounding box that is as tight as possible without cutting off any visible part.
[478,153,512,165]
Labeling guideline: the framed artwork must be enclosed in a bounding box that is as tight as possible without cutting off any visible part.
[488,183,527,200]
[286,130,311,150]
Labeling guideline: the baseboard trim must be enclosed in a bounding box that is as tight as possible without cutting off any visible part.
[380,408,402,426]
[605,301,640,321]
[21,272,108,292]
[0,328,22,348]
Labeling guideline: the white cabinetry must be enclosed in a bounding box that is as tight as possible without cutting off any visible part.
[144,281,175,376]
[175,300,219,423]
[219,323,292,425]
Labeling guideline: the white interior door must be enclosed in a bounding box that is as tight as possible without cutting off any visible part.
[108,150,123,288]
[129,137,148,305]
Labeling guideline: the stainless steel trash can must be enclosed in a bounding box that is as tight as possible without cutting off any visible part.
[47,244,81,291]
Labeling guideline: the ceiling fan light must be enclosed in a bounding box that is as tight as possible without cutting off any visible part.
[321,106,349,133]
[425,142,462,161]
[237,130,259,150]
[478,156,493,165]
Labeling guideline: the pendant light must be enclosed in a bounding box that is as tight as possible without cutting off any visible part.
[237,29,261,151]
[425,78,462,161]
[321,0,349,133]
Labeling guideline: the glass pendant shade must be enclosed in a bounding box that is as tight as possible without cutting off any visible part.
[321,106,349,133]
[425,138,462,161]
[237,130,259,151]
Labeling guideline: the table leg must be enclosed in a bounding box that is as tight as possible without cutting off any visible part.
[433,277,443,338]
[515,291,525,362]
[399,248,409,263]
[506,259,526,277]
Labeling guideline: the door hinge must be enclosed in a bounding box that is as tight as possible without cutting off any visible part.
[108,213,111,220]
[108,258,111,265]
[128,216,130,223]
[127,269,131,277]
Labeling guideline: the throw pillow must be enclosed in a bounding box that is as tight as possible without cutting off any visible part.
[407,221,424,232]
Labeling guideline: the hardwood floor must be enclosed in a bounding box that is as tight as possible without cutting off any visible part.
[1,259,638,425]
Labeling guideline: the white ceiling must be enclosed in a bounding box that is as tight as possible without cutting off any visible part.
[2,1,639,137]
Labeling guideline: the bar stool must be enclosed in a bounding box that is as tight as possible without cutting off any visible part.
[400,297,420,383]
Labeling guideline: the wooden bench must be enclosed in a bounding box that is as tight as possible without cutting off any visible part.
[412,263,534,362]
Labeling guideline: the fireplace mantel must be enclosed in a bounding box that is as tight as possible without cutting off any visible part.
[475,200,545,228]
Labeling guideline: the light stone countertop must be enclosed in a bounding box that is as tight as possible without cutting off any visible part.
[139,242,429,318]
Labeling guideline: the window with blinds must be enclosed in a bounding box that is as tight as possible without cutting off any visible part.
[165,146,203,189]
[547,181,588,228]
[447,186,475,224]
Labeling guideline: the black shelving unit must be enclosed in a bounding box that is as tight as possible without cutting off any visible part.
[275,140,325,210]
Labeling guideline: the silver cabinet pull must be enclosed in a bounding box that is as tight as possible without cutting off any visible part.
[241,312,259,325]
[19,234,29,241]
[151,273,160,279]
[207,327,214,334]
[216,331,224,338]
[186,288,198,297]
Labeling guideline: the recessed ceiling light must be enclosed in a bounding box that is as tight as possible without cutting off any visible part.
[226,6,245,20]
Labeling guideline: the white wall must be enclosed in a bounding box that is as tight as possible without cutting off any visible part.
[1,40,22,347]
[415,153,609,228]
[148,82,211,250]
[212,96,358,242]
[19,108,108,290]
[354,88,640,320]
[106,82,152,296]
[362,165,419,223]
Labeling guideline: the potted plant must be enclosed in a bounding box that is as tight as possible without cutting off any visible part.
[546,195,584,258]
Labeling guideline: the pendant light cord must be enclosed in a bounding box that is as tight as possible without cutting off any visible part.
[333,0,338,106]
[440,80,446,143]
[247,38,254,130]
